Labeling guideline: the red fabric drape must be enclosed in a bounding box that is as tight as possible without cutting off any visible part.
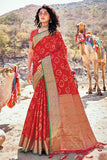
[19,30,106,159]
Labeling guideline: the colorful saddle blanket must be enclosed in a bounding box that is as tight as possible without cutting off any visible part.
[86,32,106,62]
[3,63,21,108]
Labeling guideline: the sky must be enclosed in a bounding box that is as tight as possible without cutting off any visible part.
[0,0,83,16]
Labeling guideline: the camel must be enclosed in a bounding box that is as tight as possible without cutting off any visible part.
[0,64,20,111]
[75,22,106,95]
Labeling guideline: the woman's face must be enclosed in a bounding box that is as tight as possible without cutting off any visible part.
[39,8,50,24]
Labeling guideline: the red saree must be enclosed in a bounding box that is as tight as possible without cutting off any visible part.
[19,29,106,159]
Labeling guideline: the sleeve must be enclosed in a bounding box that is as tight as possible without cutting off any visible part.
[29,29,38,49]
[29,30,34,49]
[29,30,34,41]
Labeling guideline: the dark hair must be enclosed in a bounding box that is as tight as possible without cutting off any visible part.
[34,5,60,34]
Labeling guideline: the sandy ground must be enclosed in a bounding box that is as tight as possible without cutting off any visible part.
[0,81,107,160]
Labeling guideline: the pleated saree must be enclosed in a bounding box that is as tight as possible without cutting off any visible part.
[19,29,105,159]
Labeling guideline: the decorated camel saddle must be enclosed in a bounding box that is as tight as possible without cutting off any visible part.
[0,63,21,111]
[76,22,106,63]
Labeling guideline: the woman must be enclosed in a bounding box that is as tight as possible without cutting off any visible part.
[19,5,105,160]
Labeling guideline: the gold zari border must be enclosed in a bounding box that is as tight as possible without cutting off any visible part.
[19,134,49,154]
[42,56,61,152]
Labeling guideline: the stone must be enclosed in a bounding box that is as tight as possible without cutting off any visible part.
[0,129,6,146]
[98,151,107,160]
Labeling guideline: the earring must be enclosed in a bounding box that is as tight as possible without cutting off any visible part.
[49,19,52,23]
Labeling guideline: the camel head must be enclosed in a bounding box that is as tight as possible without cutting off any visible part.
[77,22,85,33]
[76,22,86,44]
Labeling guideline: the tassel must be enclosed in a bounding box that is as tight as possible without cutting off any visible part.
[75,31,79,42]
[61,154,68,160]
[7,96,13,108]
[49,152,56,158]
[49,154,53,158]
[49,152,60,159]
[75,155,84,160]
[86,155,93,158]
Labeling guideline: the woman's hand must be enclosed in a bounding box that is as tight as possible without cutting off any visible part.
[37,64,42,72]
[27,72,32,84]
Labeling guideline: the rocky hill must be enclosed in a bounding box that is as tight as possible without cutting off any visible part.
[0,0,107,80]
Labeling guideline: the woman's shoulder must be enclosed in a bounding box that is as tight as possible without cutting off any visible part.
[30,29,38,37]
[30,29,38,41]
[55,30,63,38]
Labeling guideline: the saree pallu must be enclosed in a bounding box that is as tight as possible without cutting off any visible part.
[19,30,106,159]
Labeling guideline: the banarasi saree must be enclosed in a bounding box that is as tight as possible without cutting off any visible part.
[19,29,106,160]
